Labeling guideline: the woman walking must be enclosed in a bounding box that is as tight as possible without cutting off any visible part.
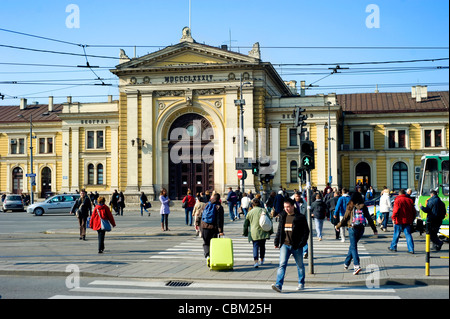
[379,188,391,231]
[140,192,151,216]
[335,192,378,275]
[243,198,273,268]
[159,188,170,231]
[90,197,116,254]
[193,194,206,236]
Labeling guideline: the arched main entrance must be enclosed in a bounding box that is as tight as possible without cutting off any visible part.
[12,167,23,194]
[355,162,371,189]
[168,113,215,199]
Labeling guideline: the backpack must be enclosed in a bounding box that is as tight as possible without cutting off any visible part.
[352,207,366,226]
[259,209,272,232]
[202,202,216,224]
[437,198,447,221]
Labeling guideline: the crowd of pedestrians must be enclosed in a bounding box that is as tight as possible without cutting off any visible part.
[65,184,446,293]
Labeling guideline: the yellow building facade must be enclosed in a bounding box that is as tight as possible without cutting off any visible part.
[1,30,448,201]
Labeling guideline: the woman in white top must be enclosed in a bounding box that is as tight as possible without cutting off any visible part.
[379,188,391,231]
[241,193,251,217]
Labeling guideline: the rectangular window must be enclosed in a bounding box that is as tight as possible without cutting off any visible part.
[435,130,442,147]
[388,131,396,148]
[87,131,95,149]
[353,131,361,149]
[86,130,104,150]
[47,137,53,153]
[363,131,371,149]
[424,129,443,148]
[289,129,297,147]
[10,138,25,154]
[39,138,46,153]
[398,130,406,148]
[425,130,432,147]
[96,131,104,149]
[353,131,371,149]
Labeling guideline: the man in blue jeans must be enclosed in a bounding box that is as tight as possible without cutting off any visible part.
[272,198,310,292]
[226,187,238,221]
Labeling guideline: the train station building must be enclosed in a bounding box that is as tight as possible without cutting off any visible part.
[0,29,448,200]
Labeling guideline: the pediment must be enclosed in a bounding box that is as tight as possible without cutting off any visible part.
[114,42,260,71]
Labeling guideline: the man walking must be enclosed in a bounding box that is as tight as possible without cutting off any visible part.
[272,198,310,292]
[201,193,225,265]
[420,190,447,251]
[71,189,92,241]
[388,189,415,254]
[226,187,238,221]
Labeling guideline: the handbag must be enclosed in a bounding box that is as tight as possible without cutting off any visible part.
[98,210,112,232]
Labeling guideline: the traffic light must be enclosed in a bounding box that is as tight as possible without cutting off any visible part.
[251,161,259,175]
[294,106,306,127]
[300,140,315,170]
[298,168,303,179]
[294,106,307,137]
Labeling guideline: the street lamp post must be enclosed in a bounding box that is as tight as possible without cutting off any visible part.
[18,114,35,204]
[235,76,251,193]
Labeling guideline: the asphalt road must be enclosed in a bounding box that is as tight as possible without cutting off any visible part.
[0,209,448,301]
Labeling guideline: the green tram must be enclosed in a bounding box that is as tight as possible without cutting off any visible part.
[416,152,449,239]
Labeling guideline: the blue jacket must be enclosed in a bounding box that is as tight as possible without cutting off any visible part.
[335,194,350,217]
[421,195,446,223]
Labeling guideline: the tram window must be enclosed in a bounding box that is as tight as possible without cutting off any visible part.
[422,159,438,196]
[442,160,449,196]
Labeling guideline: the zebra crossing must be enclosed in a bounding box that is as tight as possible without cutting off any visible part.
[50,278,400,299]
[147,228,371,263]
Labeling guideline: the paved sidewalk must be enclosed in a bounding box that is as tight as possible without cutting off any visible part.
[0,205,448,287]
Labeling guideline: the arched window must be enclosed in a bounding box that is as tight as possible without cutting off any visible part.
[393,162,408,190]
[290,160,298,183]
[87,164,94,185]
[97,164,104,185]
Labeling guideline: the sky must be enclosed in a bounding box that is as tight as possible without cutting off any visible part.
[0,0,448,106]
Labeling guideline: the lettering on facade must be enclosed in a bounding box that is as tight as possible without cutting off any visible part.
[80,119,109,124]
[164,75,213,83]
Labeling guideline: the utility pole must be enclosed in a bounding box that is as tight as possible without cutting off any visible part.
[306,169,314,274]
[234,76,250,193]
[294,106,314,274]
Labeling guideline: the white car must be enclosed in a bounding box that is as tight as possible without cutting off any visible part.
[27,194,80,216]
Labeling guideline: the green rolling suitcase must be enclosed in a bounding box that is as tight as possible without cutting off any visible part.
[209,237,234,271]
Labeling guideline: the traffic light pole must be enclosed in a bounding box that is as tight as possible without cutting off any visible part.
[306,169,314,274]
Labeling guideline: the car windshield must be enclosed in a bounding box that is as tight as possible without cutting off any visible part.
[7,195,22,201]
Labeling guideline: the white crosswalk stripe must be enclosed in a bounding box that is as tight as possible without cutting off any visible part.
[148,235,370,262]
[49,279,400,299]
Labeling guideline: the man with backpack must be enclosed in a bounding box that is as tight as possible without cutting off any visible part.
[201,193,225,263]
[420,190,447,251]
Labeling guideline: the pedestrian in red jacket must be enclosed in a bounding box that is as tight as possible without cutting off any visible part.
[388,190,415,254]
[91,196,116,253]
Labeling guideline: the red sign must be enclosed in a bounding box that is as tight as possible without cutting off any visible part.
[237,170,247,180]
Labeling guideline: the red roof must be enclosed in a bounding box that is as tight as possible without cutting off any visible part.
[337,91,449,114]
[0,104,63,123]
